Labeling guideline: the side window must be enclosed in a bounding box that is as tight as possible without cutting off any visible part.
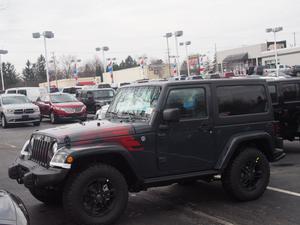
[217,85,268,116]
[268,85,277,103]
[7,90,16,94]
[18,89,27,96]
[165,88,207,119]
[282,83,299,102]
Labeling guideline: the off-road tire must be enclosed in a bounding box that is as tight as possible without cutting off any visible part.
[222,147,270,201]
[29,187,62,205]
[63,164,128,225]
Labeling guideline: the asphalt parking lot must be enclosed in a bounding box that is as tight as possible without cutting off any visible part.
[0,121,300,225]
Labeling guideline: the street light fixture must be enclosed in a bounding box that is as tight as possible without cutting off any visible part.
[174,30,183,76]
[266,26,283,77]
[179,41,191,76]
[0,49,8,91]
[96,46,109,73]
[164,32,173,76]
[32,31,54,92]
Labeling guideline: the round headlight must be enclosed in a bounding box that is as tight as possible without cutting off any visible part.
[52,142,58,154]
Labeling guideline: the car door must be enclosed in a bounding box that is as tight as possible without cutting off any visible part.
[156,85,215,174]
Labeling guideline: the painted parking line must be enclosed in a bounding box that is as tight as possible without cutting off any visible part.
[267,186,300,197]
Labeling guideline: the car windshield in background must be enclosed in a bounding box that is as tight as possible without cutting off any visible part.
[2,96,31,105]
[107,86,161,121]
[63,87,81,94]
[93,90,114,99]
[50,94,78,103]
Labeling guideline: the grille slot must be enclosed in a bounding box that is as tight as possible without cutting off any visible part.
[24,109,34,114]
[30,136,55,167]
[14,109,23,114]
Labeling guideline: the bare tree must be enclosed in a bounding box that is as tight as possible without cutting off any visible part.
[59,55,76,79]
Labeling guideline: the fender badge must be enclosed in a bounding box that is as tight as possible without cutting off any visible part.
[140,136,146,142]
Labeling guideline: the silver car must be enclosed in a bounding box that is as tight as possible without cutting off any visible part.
[0,94,40,128]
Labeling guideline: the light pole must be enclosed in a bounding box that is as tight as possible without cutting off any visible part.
[266,27,283,77]
[174,30,183,76]
[71,59,81,83]
[96,46,109,73]
[179,41,191,76]
[139,56,148,79]
[32,31,54,92]
[0,49,8,91]
[164,33,172,77]
[107,57,116,84]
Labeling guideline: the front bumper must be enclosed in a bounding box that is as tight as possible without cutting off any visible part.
[8,158,68,189]
[5,112,40,124]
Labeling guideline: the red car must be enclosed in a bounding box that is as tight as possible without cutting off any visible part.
[36,93,87,124]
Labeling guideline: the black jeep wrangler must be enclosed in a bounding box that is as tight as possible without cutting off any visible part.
[267,78,300,141]
[9,79,285,225]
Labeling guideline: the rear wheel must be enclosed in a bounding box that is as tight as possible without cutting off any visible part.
[1,114,8,128]
[29,187,62,205]
[222,147,270,201]
[63,164,128,225]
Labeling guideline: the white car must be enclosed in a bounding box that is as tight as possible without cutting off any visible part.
[95,104,109,120]
[0,94,40,128]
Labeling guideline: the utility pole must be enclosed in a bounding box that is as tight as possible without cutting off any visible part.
[294,32,297,47]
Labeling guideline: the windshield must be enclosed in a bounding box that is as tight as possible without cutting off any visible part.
[107,86,161,121]
[93,90,114,99]
[2,96,31,105]
[63,87,81,94]
[50,94,78,103]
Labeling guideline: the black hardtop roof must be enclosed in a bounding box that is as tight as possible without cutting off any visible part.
[122,78,267,89]
[266,77,300,83]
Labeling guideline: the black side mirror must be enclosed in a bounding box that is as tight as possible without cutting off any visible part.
[163,108,180,122]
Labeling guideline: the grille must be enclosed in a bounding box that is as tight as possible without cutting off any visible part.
[14,109,34,114]
[14,109,23,114]
[30,135,55,167]
[24,109,34,114]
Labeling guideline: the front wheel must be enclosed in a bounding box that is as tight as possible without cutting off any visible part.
[1,114,8,128]
[222,147,270,201]
[63,164,128,225]
[33,121,40,126]
[50,112,58,124]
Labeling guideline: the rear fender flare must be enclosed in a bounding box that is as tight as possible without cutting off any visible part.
[214,132,273,170]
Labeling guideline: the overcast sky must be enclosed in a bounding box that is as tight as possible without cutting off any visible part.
[1,0,300,73]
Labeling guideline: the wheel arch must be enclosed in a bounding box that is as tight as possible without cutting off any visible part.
[69,149,143,191]
[215,132,274,170]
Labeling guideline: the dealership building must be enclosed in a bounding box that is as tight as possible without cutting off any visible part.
[217,42,300,74]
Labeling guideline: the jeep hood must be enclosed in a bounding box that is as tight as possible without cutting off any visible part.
[35,120,135,144]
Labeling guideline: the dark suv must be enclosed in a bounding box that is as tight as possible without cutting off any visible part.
[267,77,300,141]
[77,88,115,113]
[9,79,284,225]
